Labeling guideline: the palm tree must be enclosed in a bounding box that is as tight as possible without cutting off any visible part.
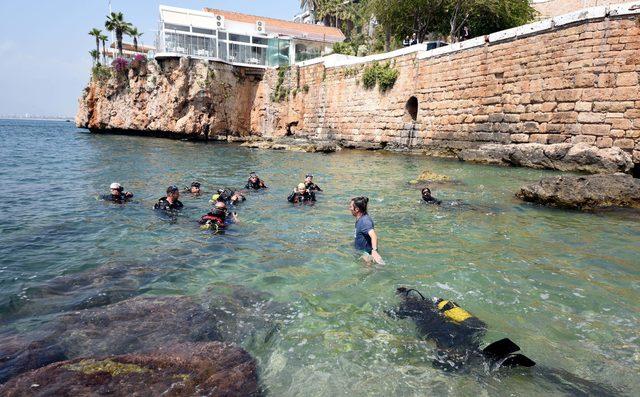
[99,34,108,64]
[89,28,102,64]
[105,12,132,56]
[127,27,143,53]
[89,50,100,66]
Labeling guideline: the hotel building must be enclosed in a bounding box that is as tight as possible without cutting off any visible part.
[154,5,345,68]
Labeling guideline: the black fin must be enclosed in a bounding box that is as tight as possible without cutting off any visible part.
[501,353,536,368]
[482,338,520,360]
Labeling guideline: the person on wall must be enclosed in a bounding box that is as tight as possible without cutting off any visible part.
[349,196,385,265]
[245,172,267,190]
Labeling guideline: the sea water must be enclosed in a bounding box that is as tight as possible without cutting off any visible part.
[0,119,638,395]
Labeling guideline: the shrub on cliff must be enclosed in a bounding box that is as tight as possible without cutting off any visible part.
[362,62,398,92]
[111,57,129,74]
[130,54,147,70]
[270,67,289,102]
[92,64,111,82]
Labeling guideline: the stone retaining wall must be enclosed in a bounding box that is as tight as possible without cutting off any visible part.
[266,10,640,164]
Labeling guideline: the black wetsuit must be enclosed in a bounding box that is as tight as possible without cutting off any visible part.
[423,195,442,205]
[305,182,322,192]
[154,197,184,211]
[101,193,132,204]
[218,188,246,205]
[287,191,316,204]
[245,178,267,190]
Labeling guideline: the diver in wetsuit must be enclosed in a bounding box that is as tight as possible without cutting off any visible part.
[304,174,322,192]
[154,185,184,211]
[422,187,442,205]
[183,181,202,196]
[245,172,267,190]
[199,201,237,231]
[101,182,133,203]
[288,183,316,204]
[212,188,246,206]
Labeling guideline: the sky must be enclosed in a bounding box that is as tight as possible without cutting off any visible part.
[0,0,299,117]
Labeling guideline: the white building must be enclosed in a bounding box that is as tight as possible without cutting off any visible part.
[154,5,345,68]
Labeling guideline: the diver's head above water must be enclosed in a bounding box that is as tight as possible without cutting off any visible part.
[189,181,201,195]
[166,185,180,202]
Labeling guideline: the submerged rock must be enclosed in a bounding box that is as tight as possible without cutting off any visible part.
[0,342,261,396]
[516,173,640,210]
[0,287,286,383]
[458,143,633,174]
[0,264,159,324]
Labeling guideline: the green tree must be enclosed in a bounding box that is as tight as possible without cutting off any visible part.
[105,12,132,56]
[99,34,108,64]
[89,49,100,66]
[88,28,102,64]
[127,27,143,52]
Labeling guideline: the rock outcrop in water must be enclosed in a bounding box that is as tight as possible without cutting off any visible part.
[458,143,634,174]
[0,288,287,384]
[76,58,270,140]
[0,342,261,397]
[516,173,640,209]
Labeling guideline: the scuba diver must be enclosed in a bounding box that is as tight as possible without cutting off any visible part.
[100,182,134,203]
[287,183,316,204]
[421,187,442,205]
[153,185,184,211]
[389,287,620,395]
[211,188,246,206]
[245,172,267,190]
[183,181,202,196]
[304,174,322,192]
[390,286,533,371]
[199,201,237,232]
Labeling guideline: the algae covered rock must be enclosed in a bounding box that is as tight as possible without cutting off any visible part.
[0,342,261,397]
[516,173,640,210]
[415,170,450,183]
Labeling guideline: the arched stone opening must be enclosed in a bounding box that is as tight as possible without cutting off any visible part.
[405,96,418,121]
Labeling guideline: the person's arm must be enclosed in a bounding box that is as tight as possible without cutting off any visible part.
[368,229,385,265]
[287,190,297,203]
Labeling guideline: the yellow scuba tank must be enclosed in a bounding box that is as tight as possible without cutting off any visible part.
[437,300,473,323]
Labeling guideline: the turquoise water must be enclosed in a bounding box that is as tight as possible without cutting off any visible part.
[0,119,638,395]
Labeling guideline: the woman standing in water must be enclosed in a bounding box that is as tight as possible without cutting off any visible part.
[349,196,385,265]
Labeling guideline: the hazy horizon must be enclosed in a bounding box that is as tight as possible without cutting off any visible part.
[0,0,298,117]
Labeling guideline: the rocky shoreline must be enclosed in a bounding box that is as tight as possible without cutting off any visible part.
[516,173,640,210]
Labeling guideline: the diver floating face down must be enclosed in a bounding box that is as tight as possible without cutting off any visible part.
[391,287,535,372]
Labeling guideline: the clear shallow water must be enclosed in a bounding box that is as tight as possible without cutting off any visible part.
[0,119,638,395]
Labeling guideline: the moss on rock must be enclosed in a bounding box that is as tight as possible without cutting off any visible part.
[63,359,149,377]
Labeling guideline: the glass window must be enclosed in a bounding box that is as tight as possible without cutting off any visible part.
[229,33,250,43]
[192,27,214,35]
[252,36,268,45]
[164,23,190,32]
[218,41,227,60]
[218,31,227,40]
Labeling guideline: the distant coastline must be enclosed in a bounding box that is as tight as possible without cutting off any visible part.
[1,116,73,122]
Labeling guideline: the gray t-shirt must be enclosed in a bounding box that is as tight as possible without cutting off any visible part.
[354,214,374,254]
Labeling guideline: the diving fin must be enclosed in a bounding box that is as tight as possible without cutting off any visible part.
[501,353,536,368]
[482,338,520,360]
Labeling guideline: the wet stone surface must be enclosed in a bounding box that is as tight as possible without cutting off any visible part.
[0,342,262,397]
[0,287,288,384]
